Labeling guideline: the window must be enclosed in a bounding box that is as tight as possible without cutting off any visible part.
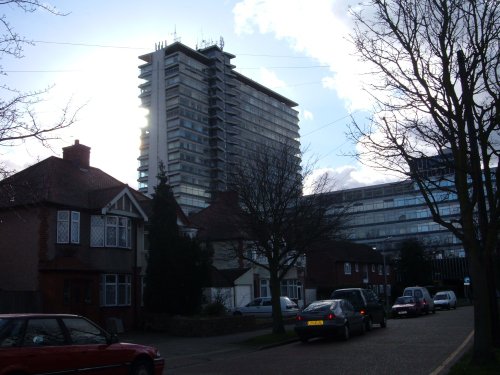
[63,317,106,345]
[344,262,352,275]
[378,265,383,275]
[91,215,131,248]
[280,279,301,299]
[355,263,359,272]
[371,264,376,273]
[57,211,80,244]
[260,279,269,297]
[23,318,65,346]
[100,274,131,306]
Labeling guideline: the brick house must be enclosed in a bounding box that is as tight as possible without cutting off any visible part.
[0,141,151,329]
[305,240,393,301]
[189,192,255,309]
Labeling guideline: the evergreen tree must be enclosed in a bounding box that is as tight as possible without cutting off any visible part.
[395,239,432,287]
[143,162,210,315]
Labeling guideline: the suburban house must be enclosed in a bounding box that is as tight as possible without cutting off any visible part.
[0,141,152,330]
[190,192,390,309]
[189,192,255,310]
[305,240,392,301]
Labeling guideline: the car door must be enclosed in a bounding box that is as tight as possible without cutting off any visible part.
[61,317,127,375]
[243,298,263,315]
[364,290,384,322]
[1,317,73,374]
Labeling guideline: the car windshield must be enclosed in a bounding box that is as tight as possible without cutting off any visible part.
[395,297,414,304]
[434,294,448,300]
[303,301,336,312]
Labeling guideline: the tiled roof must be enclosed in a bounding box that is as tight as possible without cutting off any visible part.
[307,239,382,263]
[189,191,251,241]
[0,156,142,210]
[207,266,251,287]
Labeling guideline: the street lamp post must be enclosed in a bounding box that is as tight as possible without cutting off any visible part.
[374,237,392,313]
[382,250,389,312]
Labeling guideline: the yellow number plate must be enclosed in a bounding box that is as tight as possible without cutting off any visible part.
[307,320,324,326]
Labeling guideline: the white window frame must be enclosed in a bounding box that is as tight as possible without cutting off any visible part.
[91,215,131,249]
[344,262,352,275]
[280,279,301,299]
[260,279,269,297]
[100,274,131,306]
[57,210,80,244]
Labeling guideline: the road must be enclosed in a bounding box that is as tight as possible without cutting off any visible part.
[127,306,474,375]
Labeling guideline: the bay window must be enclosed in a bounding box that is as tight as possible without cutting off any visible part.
[100,274,131,306]
[91,215,131,248]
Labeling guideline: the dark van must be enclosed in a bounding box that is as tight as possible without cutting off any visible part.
[331,288,387,330]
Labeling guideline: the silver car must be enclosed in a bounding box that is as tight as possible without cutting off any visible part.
[233,296,299,317]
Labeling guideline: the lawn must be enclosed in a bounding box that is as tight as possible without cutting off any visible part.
[447,348,500,375]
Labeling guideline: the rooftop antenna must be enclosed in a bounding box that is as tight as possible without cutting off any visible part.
[219,36,224,50]
[173,25,180,43]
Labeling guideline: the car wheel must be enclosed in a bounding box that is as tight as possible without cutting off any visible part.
[298,335,309,343]
[360,320,366,335]
[365,317,373,331]
[233,311,242,316]
[341,324,350,341]
[380,315,387,328]
[132,361,152,375]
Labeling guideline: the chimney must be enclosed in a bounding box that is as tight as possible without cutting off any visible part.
[62,140,91,168]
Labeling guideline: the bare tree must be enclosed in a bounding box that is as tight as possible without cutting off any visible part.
[229,142,350,334]
[0,1,79,178]
[348,0,499,364]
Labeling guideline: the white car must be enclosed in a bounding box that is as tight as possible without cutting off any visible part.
[233,296,299,317]
[433,290,457,309]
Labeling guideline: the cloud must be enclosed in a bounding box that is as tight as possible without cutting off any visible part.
[233,0,374,111]
[299,109,314,121]
[258,67,286,89]
[304,164,401,194]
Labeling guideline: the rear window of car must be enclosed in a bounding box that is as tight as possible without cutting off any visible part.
[0,318,24,347]
[363,290,378,303]
[333,290,364,307]
[434,294,448,300]
[396,297,414,304]
[303,301,336,312]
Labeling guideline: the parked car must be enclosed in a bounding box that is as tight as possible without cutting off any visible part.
[0,313,164,375]
[233,296,299,317]
[391,296,424,317]
[403,286,435,314]
[295,299,365,342]
[331,288,387,330]
[434,290,457,310]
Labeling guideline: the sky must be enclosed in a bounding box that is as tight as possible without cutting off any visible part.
[1,0,400,191]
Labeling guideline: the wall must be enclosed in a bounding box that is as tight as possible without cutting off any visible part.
[0,207,41,290]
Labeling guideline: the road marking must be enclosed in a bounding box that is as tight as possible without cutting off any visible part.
[429,330,474,375]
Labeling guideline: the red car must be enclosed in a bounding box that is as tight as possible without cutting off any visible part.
[0,313,164,375]
[391,296,424,317]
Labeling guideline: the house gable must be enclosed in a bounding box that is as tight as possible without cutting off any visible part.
[101,188,148,221]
